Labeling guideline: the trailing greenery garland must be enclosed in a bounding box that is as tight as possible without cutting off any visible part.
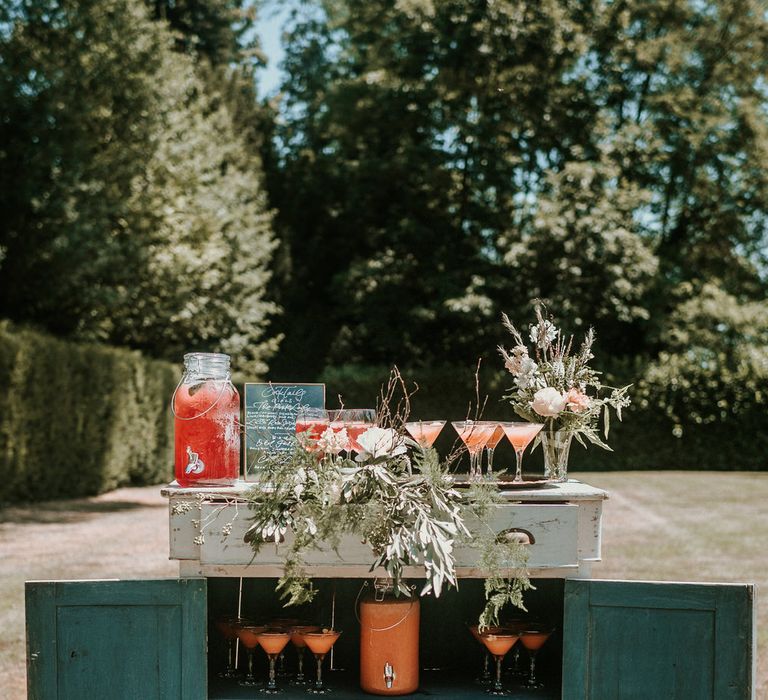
[244,439,531,628]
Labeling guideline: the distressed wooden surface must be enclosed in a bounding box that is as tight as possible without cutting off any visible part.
[562,579,755,700]
[195,502,579,571]
[26,578,207,700]
[166,481,605,579]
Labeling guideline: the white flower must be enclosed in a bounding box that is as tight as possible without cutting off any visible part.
[531,387,567,417]
[316,427,350,454]
[355,426,407,461]
[516,357,540,389]
[503,345,530,375]
[529,320,558,348]
[551,360,565,379]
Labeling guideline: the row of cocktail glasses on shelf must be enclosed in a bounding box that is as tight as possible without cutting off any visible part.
[295,408,543,482]
[216,614,552,697]
[216,617,341,695]
[468,622,554,697]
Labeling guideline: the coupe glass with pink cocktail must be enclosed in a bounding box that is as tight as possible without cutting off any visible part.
[404,420,446,449]
[479,631,521,696]
[501,422,543,483]
[452,421,498,479]
[300,629,342,695]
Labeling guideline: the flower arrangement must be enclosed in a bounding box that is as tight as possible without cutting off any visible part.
[498,304,631,478]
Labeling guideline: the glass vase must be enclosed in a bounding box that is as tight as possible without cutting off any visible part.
[541,429,573,482]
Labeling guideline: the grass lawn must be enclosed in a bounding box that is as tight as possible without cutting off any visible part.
[0,472,765,697]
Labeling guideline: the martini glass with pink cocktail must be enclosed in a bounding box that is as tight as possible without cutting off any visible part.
[300,629,342,694]
[520,628,553,689]
[501,422,543,483]
[480,423,505,477]
[236,624,267,686]
[467,623,504,684]
[255,629,292,694]
[452,421,497,479]
[289,624,320,684]
[404,420,446,449]
[215,616,250,679]
[479,631,521,696]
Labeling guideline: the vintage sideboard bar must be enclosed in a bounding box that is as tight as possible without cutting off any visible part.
[26,478,756,699]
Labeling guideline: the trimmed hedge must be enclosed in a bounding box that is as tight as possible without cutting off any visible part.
[0,321,177,502]
[318,363,768,472]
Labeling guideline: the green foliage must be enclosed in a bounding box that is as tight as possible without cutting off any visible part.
[266,0,767,378]
[0,321,176,503]
[145,0,261,65]
[0,0,278,374]
[461,479,533,629]
[244,440,532,620]
[245,442,468,600]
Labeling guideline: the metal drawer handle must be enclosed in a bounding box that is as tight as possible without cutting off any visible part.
[496,527,535,545]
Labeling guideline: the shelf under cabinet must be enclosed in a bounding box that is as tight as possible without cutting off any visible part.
[208,672,560,699]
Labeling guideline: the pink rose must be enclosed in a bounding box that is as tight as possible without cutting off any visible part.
[564,388,590,413]
[532,387,567,417]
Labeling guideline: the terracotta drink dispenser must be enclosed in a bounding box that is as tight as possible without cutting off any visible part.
[359,579,420,695]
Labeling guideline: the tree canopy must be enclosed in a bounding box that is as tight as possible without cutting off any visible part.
[265,0,768,377]
[0,0,278,372]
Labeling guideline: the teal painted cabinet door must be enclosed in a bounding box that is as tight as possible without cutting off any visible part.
[26,578,206,700]
[562,579,754,700]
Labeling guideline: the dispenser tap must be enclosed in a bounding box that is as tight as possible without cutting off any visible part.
[384,662,396,689]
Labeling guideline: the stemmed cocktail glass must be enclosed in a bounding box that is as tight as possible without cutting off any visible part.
[500,620,528,678]
[255,629,292,694]
[289,624,320,685]
[404,420,446,449]
[296,408,330,452]
[520,628,553,689]
[481,423,505,477]
[329,409,375,455]
[452,421,497,479]
[215,616,245,679]
[300,629,342,694]
[267,617,302,678]
[479,631,521,696]
[236,624,266,686]
[468,623,503,684]
[501,422,543,483]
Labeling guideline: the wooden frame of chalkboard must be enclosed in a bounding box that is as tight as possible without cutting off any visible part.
[243,383,326,481]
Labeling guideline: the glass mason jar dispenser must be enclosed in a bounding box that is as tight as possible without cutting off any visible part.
[173,352,240,486]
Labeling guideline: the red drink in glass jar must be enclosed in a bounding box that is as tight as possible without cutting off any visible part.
[173,352,240,486]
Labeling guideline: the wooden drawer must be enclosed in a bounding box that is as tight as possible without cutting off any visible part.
[169,498,579,574]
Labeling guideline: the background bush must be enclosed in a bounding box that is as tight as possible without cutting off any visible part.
[0,322,177,503]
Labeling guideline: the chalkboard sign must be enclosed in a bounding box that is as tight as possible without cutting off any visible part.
[243,383,325,480]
